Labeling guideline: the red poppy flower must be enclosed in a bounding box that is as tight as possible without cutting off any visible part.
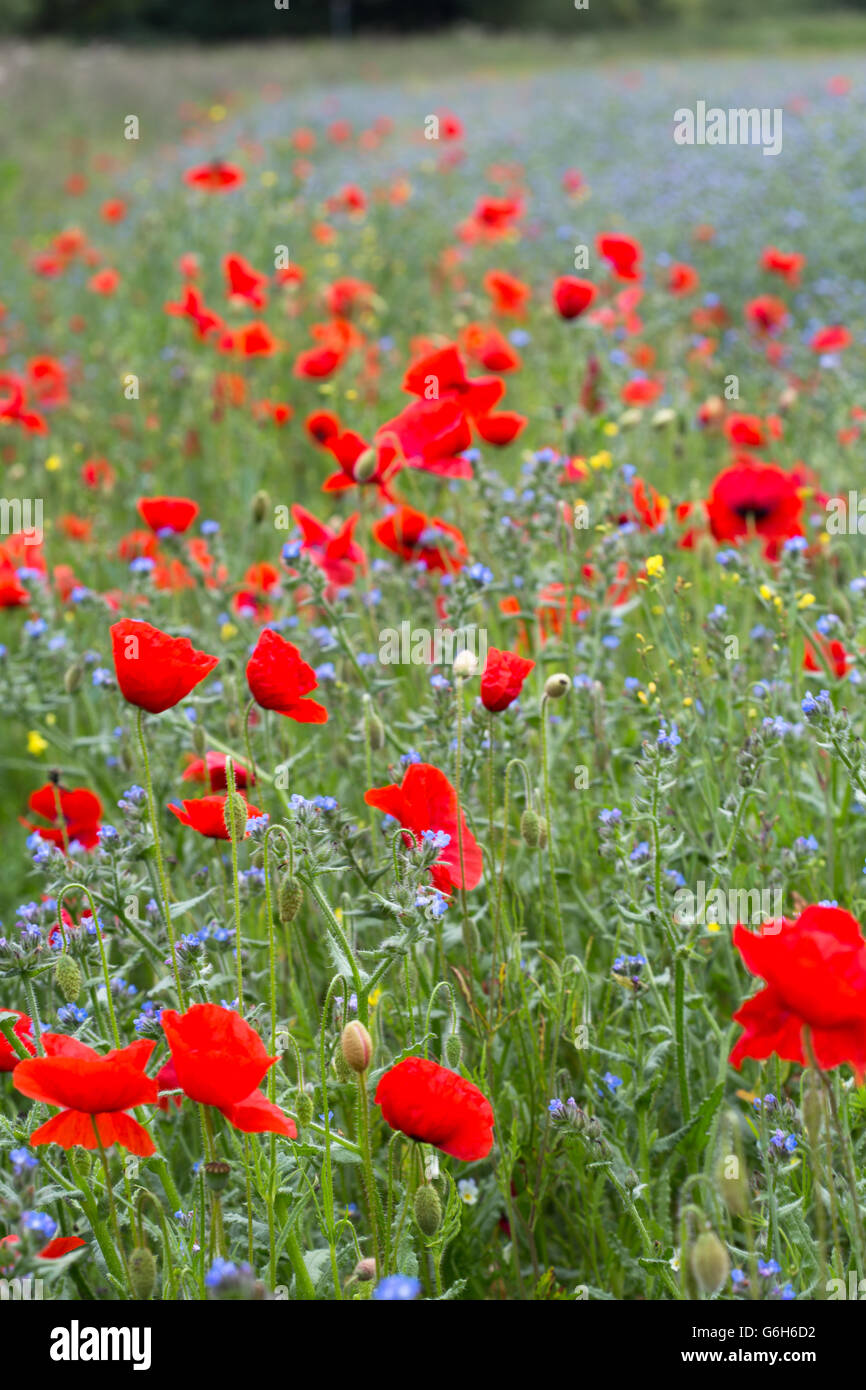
[597,232,642,281]
[0,1011,35,1071]
[111,619,219,714]
[552,276,596,319]
[183,160,245,193]
[161,1004,296,1137]
[223,253,269,309]
[245,628,328,724]
[724,413,765,449]
[365,762,482,893]
[13,1035,158,1155]
[804,634,853,679]
[375,1057,494,1160]
[811,325,851,354]
[137,495,199,535]
[88,268,120,295]
[475,410,526,446]
[164,285,224,339]
[402,345,505,422]
[39,1236,87,1260]
[705,461,803,558]
[459,324,522,373]
[372,505,467,573]
[744,294,788,335]
[182,752,256,791]
[480,648,535,712]
[376,397,472,479]
[168,793,263,839]
[483,268,531,316]
[730,906,866,1081]
[667,262,699,295]
[760,246,805,284]
[23,785,103,851]
[290,505,365,592]
[220,322,281,356]
[306,410,341,445]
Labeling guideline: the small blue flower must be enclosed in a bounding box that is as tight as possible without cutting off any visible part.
[373,1274,421,1301]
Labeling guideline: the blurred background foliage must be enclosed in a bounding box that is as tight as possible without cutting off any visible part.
[1,0,863,39]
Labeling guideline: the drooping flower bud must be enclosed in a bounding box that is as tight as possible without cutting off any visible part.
[278,874,304,924]
[223,791,248,841]
[341,1021,373,1074]
[690,1230,729,1294]
[444,1032,462,1069]
[128,1246,157,1300]
[520,808,542,847]
[251,489,270,524]
[353,448,378,484]
[295,1091,314,1128]
[414,1184,442,1236]
[54,953,82,1003]
[64,660,85,695]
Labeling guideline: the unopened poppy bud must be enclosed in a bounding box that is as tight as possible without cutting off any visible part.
[619,408,643,429]
[353,1256,377,1281]
[69,1146,91,1180]
[204,1160,231,1193]
[453,649,478,679]
[64,660,85,694]
[779,385,798,411]
[128,1246,157,1300]
[251,489,270,524]
[223,791,248,841]
[801,1070,825,1142]
[537,817,548,849]
[414,1184,442,1236]
[521,808,542,847]
[544,672,570,700]
[444,1033,462,1068]
[295,1091,314,1128]
[341,1020,373,1074]
[54,953,82,1003]
[368,712,385,749]
[690,1230,729,1294]
[717,1157,748,1217]
[352,447,378,484]
[278,874,304,924]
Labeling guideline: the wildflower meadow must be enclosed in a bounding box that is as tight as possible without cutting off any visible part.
[2,20,866,1337]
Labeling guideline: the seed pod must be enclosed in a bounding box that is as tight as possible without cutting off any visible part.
[520,808,542,847]
[414,1184,442,1237]
[341,1021,373,1074]
[544,672,570,700]
[54,953,82,1003]
[128,1247,157,1300]
[690,1230,730,1294]
[204,1160,231,1193]
[278,874,304,924]
[223,791,248,841]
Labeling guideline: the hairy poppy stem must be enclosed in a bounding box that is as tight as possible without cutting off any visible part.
[136,707,184,1006]
[540,693,565,956]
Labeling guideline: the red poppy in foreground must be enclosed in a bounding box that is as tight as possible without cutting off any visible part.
[137,495,199,535]
[0,1010,35,1070]
[246,628,329,724]
[111,619,219,714]
[375,1057,494,1160]
[480,648,535,712]
[13,1036,158,1154]
[161,1004,296,1137]
[730,905,866,1080]
[705,461,803,558]
[365,762,482,893]
[168,793,263,839]
[23,784,103,850]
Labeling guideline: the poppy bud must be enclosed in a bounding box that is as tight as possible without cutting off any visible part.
[251,489,270,524]
[250,848,264,869]
[341,1021,373,1074]
[651,407,677,430]
[69,1147,91,1180]
[453,649,478,679]
[414,1183,442,1236]
[543,672,570,700]
[537,817,548,850]
[690,1230,729,1294]
[64,660,85,694]
[204,1160,231,1193]
[445,1033,462,1068]
[367,712,385,750]
[619,408,643,429]
[278,874,304,924]
[801,1070,825,1142]
[54,953,82,1003]
[353,1256,377,1281]
[295,1091,314,1128]
[520,808,542,847]
[128,1246,157,1300]
[223,791,248,842]
[716,1157,748,1217]
[352,447,378,484]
